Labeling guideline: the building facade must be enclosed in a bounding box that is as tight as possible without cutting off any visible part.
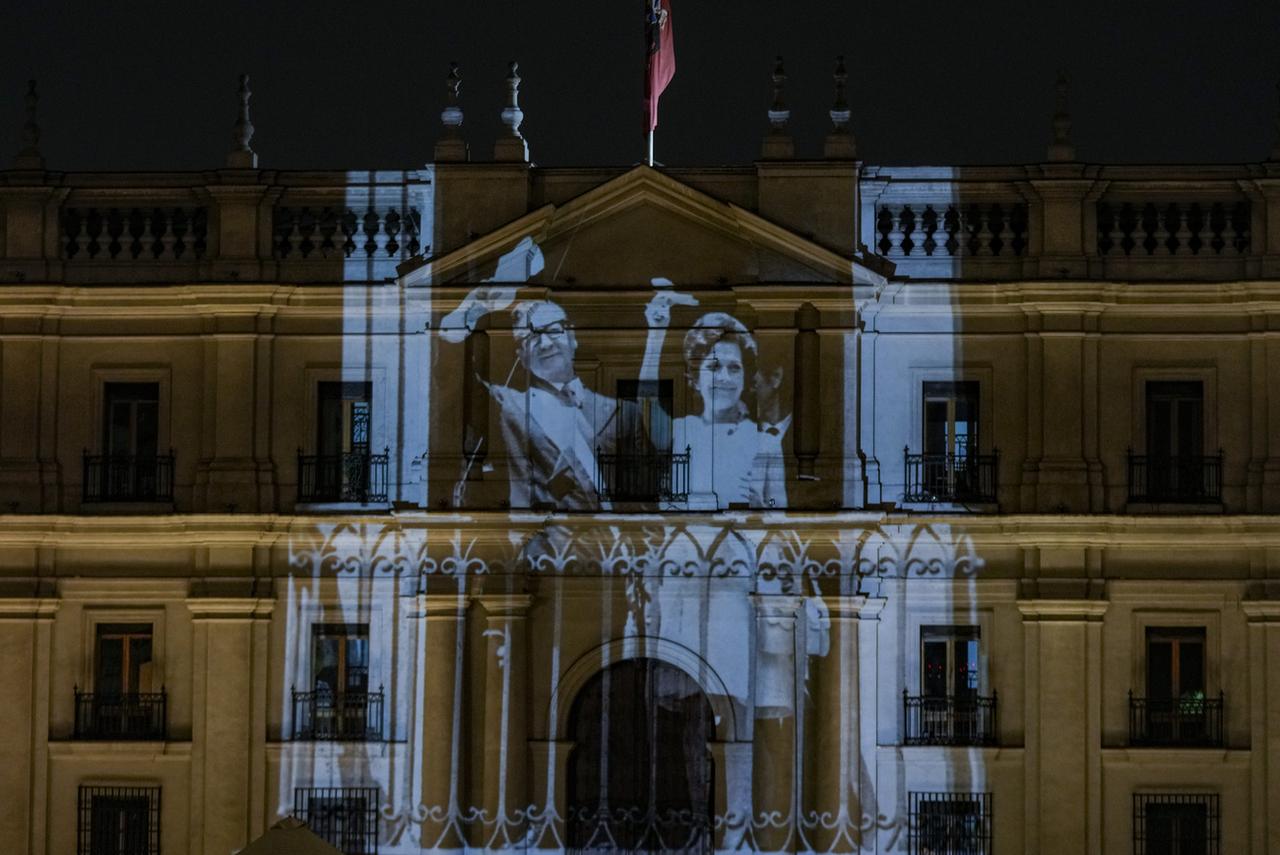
[1,74,1280,854]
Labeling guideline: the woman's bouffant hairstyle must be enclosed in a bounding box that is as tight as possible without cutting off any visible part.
[682,311,758,396]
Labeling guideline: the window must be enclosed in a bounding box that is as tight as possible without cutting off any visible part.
[76,624,166,739]
[300,382,387,503]
[78,786,160,855]
[1131,627,1221,746]
[293,624,381,741]
[597,379,689,502]
[905,382,996,503]
[295,787,378,855]
[1131,381,1221,503]
[908,791,992,855]
[86,383,172,502]
[905,626,996,746]
[1134,793,1219,855]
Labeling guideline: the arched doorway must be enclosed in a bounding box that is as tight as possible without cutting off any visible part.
[567,657,715,854]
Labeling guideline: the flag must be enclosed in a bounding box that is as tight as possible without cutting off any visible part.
[644,0,675,132]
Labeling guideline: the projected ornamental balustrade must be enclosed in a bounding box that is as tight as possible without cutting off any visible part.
[73,688,167,740]
[82,452,175,503]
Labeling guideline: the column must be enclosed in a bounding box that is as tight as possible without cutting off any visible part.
[0,598,57,855]
[752,595,802,853]
[1019,599,1106,855]
[807,595,882,852]
[414,593,468,851]
[1243,600,1280,854]
[476,594,532,849]
[187,597,272,855]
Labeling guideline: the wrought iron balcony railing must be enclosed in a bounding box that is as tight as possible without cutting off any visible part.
[903,449,999,504]
[291,687,384,741]
[73,688,167,740]
[1129,691,1224,747]
[596,447,691,503]
[297,448,389,504]
[903,691,999,746]
[1127,452,1223,504]
[82,451,175,503]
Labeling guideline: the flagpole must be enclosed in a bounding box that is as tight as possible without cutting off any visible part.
[648,131,654,167]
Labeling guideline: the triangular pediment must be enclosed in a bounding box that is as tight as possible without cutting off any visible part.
[400,166,860,288]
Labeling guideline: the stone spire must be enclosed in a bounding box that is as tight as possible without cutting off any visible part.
[14,79,44,170]
[760,56,794,159]
[823,55,856,159]
[1270,80,1280,162]
[1047,71,1077,162]
[435,62,469,162]
[494,61,529,162]
[227,73,258,169]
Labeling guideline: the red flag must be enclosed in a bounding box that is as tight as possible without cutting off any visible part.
[644,0,675,132]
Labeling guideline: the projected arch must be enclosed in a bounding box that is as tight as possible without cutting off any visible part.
[566,658,715,854]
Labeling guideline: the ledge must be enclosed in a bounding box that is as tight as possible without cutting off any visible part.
[47,739,192,758]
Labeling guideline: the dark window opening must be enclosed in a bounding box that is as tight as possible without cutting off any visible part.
[1130,381,1221,503]
[300,381,387,503]
[75,624,165,740]
[78,785,160,855]
[906,626,996,746]
[597,379,689,502]
[86,383,172,502]
[1134,793,1219,855]
[906,382,997,504]
[293,624,382,741]
[295,787,379,855]
[1131,627,1221,746]
[908,791,992,855]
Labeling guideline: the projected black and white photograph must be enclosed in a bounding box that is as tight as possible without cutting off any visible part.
[1,0,1279,854]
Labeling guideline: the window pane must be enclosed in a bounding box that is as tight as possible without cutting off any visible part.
[313,635,341,693]
[922,640,948,696]
[1147,640,1174,699]
[1179,641,1205,696]
[96,636,124,695]
[128,636,153,693]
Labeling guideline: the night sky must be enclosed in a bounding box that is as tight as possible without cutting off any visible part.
[2,0,1278,172]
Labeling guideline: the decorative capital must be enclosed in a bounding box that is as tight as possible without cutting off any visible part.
[227,73,258,169]
[1047,71,1077,162]
[14,79,44,170]
[494,60,530,162]
[436,61,469,162]
[824,55,857,159]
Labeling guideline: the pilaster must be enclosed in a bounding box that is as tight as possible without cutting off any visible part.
[411,592,469,850]
[752,594,803,852]
[0,598,58,855]
[476,593,532,849]
[1241,599,1280,855]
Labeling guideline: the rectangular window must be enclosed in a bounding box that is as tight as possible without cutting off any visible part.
[318,381,373,456]
[295,787,379,855]
[1146,627,1206,701]
[1146,381,1204,459]
[95,623,155,695]
[292,624,382,741]
[923,381,979,459]
[312,623,370,694]
[78,785,160,855]
[908,791,992,855]
[598,379,687,502]
[616,379,673,454]
[302,381,386,503]
[1134,793,1219,855]
[1131,626,1220,746]
[104,383,159,459]
[921,625,980,698]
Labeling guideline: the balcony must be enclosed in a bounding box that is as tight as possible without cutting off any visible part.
[291,687,384,741]
[903,449,999,505]
[903,692,998,746]
[1129,691,1224,747]
[1127,452,1223,504]
[73,688,167,740]
[82,452,174,503]
[297,449,389,504]
[596,448,691,503]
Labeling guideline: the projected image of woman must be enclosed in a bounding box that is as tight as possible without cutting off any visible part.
[676,313,786,509]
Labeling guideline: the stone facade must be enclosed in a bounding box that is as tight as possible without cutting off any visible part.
[2,124,1280,855]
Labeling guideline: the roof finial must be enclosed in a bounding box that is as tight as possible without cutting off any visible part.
[14,79,44,170]
[824,55,857,159]
[1047,71,1077,162]
[1270,79,1280,161]
[494,61,530,162]
[435,61,469,162]
[227,73,258,168]
[761,56,794,159]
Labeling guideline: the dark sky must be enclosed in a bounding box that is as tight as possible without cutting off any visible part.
[2,0,1278,172]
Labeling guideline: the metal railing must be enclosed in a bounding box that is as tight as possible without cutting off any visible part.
[596,447,691,503]
[908,791,993,855]
[903,692,998,746]
[297,448,389,504]
[1127,452,1223,504]
[903,449,999,504]
[78,785,161,855]
[73,688,167,740]
[1129,691,1224,747]
[295,787,380,855]
[82,451,174,503]
[1133,792,1219,855]
[292,686,384,741]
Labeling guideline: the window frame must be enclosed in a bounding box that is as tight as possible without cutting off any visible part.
[907,790,993,855]
[80,608,166,695]
[91,368,171,457]
[294,786,379,855]
[77,784,161,855]
[1130,366,1218,458]
[1133,792,1219,855]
